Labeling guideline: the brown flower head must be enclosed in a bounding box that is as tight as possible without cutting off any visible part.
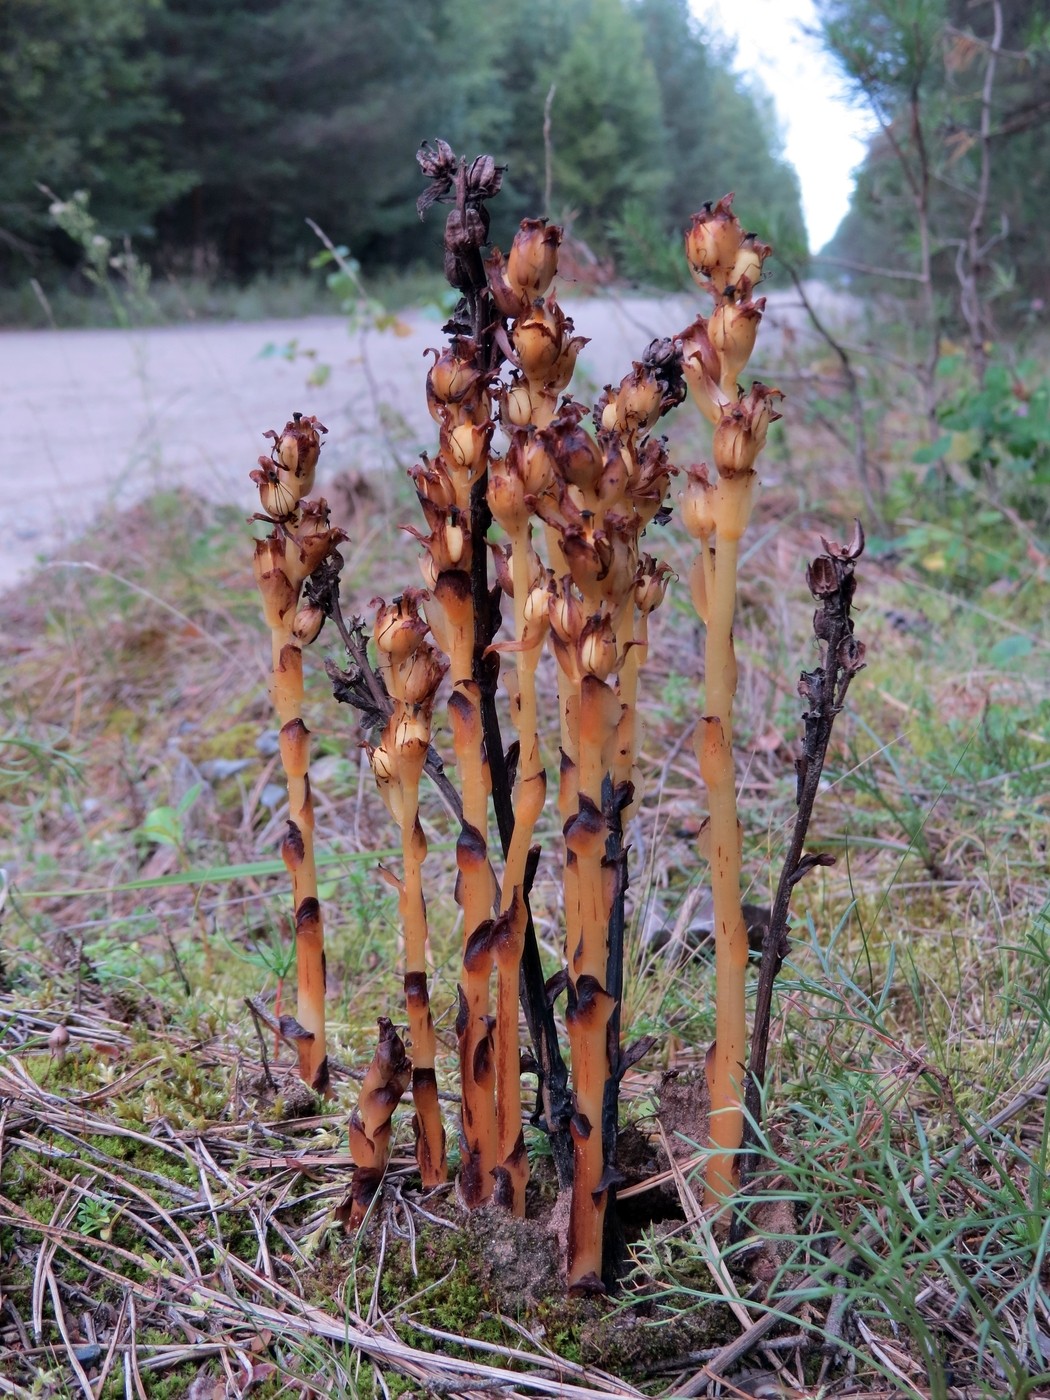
[507,218,562,302]
[398,642,447,707]
[283,498,346,585]
[709,297,765,388]
[410,453,457,512]
[677,315,725,425]
[681,464,717,540]
[487,455,528,535]
[712,383,783,478]
[685,195,742,294]
[426,339,486,423]
[373,590,430,663]
[634,556,675,615]
[729,233,773,298]
[264,413,327,498]
[598,363,664,438]
[292,604,326,646]
[577,611,620,680]
[250,461,300,521]
[545,402,603,496]
[512,303,563,383]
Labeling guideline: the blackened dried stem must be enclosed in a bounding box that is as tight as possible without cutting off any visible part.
[427,144,574,1190]
[740,526,867,1186]
[600,773,631,1285]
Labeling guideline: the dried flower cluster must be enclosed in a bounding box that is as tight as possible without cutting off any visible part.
[249,413,345,1094]
[249,156,864,1295]
[677,195,781,1207]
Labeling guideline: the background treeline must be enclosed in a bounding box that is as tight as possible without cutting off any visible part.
[819,0,1050,303]
[0,0,805,290]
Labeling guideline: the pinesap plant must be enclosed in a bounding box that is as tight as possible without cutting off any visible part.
[248,144,866,1290]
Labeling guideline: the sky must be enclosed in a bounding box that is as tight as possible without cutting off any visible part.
[691,0,877,251]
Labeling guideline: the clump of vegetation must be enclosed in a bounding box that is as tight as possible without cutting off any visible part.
[255,144,868,1299]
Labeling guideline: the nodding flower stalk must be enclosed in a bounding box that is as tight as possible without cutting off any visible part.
[414,342,501,1209]
[486,437,553,1215]
[249,413,345,1094]
[343,1018,411,1229]
[677,195,782,1207]
[368,591,449,1188]
[537,360,680,1291]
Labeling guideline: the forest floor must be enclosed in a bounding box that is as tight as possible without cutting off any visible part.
[1,291,1048,1397]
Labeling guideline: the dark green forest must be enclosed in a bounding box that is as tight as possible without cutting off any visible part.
[0,0,805,288]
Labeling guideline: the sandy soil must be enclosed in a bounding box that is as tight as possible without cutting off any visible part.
[2,285,851,590]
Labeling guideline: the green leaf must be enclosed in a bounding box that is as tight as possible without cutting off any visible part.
[989,636,1034,666]
[141,805,182,847]
[176,782,203,816]
[913,435,952,465]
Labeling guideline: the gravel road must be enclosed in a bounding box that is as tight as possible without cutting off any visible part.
[2,285,849,590]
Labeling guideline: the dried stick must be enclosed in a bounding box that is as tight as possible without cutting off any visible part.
[741,523,867,1179]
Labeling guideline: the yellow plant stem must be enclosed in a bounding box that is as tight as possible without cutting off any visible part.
[612,605,643,811]
[397,723,448,1187]
[438,570,498,1206]
[565,672,620,1290]
[270,624,328,1094]
[492,527,546,1214]
[695,527,748,1207]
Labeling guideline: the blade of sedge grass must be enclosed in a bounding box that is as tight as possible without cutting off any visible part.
[17,845,451,898]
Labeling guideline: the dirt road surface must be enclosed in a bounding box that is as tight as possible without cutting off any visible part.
[2,286,848,591]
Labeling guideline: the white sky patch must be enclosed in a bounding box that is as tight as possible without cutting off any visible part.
[690,0,877,250]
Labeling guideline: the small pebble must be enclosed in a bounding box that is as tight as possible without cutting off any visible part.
[200,759,252,781]
[260,783,285,810]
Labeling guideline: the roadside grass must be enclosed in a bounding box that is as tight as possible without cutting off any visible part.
[0,264,450,331]
[1,370,1048,1395]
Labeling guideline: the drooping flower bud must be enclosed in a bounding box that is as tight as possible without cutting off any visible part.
[499,378,535,429]
[712,383,783,478]
[487,457,528,534]
[709,298,765,390]
[264,413,326,498]
[426,339,485,422]
[681,464,717,540]
[374,593,429,662]
[577,612,619,680]
[684,195,742,294]
[506,218,562,302]
[728,234,772,297]
[634,557,674,614]
[677,316,726,425]
[398,643,447,706]
[443,419,494,480]
[292,604,326,646]
[513,304,563,383]
[251,461,300,521]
